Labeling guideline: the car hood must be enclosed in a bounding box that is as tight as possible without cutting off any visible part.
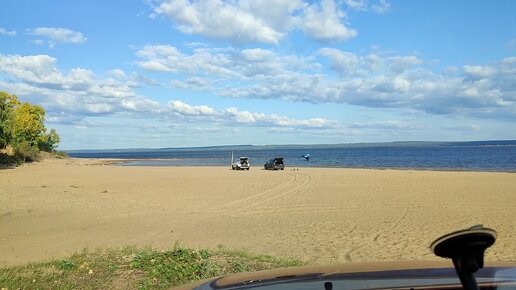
[172,260,516,290]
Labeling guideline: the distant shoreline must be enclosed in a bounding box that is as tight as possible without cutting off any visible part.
[64,140,516,153]
[63,157,516,174]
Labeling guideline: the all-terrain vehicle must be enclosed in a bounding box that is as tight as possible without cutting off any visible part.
[232,157,250,170]
[264,157,284,170]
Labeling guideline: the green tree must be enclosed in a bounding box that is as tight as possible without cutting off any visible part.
[0,91,20,149]
[37,128,61,152]
[1,91,61,164]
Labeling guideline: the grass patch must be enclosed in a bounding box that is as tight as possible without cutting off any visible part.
[0,245,304,290]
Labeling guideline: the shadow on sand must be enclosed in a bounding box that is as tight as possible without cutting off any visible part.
[0,152,17,170]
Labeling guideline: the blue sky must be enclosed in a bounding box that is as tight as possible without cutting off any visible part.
[1,0,515,149]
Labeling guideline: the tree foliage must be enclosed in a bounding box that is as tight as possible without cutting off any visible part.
[0,91,61,164]
[13,102,46,147]
[38,128,61,152]
[0,91,20,148]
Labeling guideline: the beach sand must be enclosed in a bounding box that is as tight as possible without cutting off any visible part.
[1,157,515,266]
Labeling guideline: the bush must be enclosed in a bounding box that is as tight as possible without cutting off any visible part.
[53,151,69,158]
[14,140,41,163]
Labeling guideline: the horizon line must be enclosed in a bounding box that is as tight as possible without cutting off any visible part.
[63,139,516,152]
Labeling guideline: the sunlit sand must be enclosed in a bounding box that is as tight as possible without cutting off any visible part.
[1,157,515,266]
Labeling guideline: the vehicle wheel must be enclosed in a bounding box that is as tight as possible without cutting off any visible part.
[281,168,284,170]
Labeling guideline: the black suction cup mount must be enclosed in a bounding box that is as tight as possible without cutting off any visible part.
[430,225,497,290]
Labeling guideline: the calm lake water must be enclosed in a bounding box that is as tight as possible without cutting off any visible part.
[68,143,516,172]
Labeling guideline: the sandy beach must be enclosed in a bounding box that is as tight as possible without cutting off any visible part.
[1,157,515,267]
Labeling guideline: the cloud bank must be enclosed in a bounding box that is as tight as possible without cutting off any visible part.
[0,53,337,131]
[153,0,358,43]
[135,44,516,121]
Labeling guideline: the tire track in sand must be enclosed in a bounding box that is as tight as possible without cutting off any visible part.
[343,205,409,262]
[215,173,297,213]
[216,172,312,214]
[236,172,312,214]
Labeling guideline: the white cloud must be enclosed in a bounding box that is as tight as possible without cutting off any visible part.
[279,117,335,128]
[132,73,161,87]
[223,107,337,128]
[0,54,159,116]
[136,44,312,79]
[165,101,338,129]
[342,0,391,13]
[0,28,16,36]
[155,0,285,44]
[168,100,219,116]
[237,0,303,31]
[348,120,421,130]
[442,124,480,131]
[240,48,275,62]
[371,0,391,14]
[105,69,160,87]
[342,0,368,10]
[108,69,127,79]
[318,48,359,75]
[387,55,423,73]
[463,65,495,79]
[171,76,212,90]
[297,0,357,42]
[28,27,87,47]
[153,0,357,43]
[136,44,238,76]
[0,54,63,84]
[136,44,182,59]
[31,39,46,46]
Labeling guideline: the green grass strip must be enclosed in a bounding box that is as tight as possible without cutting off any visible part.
[0,245,304,290]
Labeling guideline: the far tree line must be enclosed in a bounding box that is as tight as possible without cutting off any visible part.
[0,91,61,165]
